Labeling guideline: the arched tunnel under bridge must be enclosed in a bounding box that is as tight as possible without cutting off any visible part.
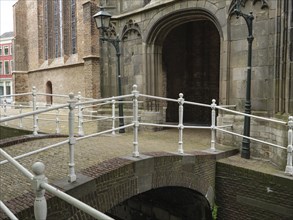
[106,186,212,220]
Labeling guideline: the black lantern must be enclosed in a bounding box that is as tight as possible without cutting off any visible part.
[93,8,125,133]
[93,8,112,30]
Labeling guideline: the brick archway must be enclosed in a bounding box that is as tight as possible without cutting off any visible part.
[75,152,216,217]
[107,186,212,219]
[7,152,224,219]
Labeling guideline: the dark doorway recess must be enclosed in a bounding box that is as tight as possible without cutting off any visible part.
[106,186,212,220]
[46,81,53,105]
[163,20,220,125]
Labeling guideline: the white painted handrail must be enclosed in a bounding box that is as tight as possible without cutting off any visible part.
[41,182,114,220]
[0,148,114,220]
[0,200,18,220]
[216,105,287,125]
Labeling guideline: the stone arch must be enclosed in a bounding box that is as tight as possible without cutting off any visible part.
[143,7,224,97]
[143,8,223,123]
[46,81,53,105]
[121,19,141,41]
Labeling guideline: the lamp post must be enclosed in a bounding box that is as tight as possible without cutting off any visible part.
[93,8,125,133]
[234,1,254,159]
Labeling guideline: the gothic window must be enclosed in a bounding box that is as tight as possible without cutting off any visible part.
[71,0,77,54]
[44,0,48,60]
[53,0,63,58]
[43,0,76,60]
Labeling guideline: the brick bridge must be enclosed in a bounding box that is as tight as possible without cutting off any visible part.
[1,144,238,220]
[2,140,293,220]
[0,125,292,219]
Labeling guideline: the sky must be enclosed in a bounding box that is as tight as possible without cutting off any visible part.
[0,0,17,35]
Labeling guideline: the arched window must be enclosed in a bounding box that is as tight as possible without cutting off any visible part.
[46,81,53,105]
[43,0,76,60]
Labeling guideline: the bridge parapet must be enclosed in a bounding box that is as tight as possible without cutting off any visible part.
[1,150,237,219]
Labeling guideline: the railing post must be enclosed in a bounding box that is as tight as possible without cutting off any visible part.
[285,116,293,175]
[211,99,217,152]
[19,105,23,128]
[32,162,48,220]
[32,86,38,135]
[68,93,77,182]
[55,109,60,134]
[36,107,39,132]
[132,85,139,157]
[112,98,116,135]
[178,93,184,154]
[77,92,84,136]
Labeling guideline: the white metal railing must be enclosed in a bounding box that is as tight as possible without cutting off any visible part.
[1,88,136,136]
[0,149,114,220]
[0,84,292,219]
[0,200,18,220]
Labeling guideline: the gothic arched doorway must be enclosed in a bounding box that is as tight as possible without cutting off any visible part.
[46,81,53,105]
[163,20,220,125]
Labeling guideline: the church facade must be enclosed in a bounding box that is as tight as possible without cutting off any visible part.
[13,0,292,166]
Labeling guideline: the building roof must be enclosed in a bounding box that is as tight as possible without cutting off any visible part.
[0,32,14,39]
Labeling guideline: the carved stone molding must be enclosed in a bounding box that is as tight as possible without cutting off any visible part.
[229,0,269,16]
[122,20,141,40]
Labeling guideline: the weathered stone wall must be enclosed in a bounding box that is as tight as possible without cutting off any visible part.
[228,0,276,113]
[216,160,293,220]
[217,114,288,169]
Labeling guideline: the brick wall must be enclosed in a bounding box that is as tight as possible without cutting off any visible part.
[215,161,293,220]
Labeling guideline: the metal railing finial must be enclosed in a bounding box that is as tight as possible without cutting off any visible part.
[32,162,48,220]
